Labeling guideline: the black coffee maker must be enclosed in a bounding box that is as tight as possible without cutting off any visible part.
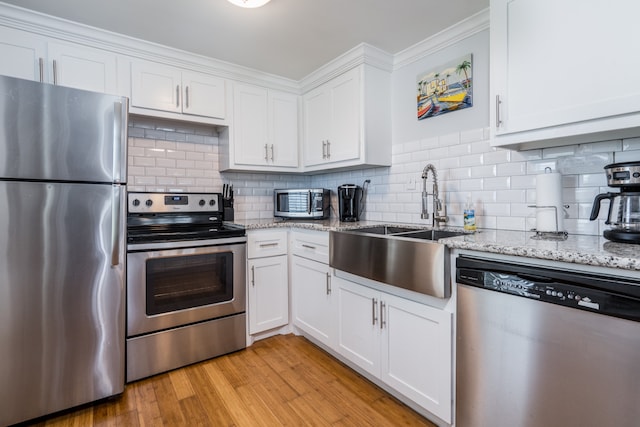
[590,161,640,243]
[338,184,362,222]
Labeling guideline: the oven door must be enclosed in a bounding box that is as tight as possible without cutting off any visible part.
[127,240,246,337]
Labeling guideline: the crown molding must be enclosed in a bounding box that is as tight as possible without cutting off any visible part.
[299,43,394,93]
[393,8,489,70]
[0,2,300,92]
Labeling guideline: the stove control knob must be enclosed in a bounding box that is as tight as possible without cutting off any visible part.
[132,199,140,207]
[209,199,216,206]
[145,199,153,207]
[199,199,206,206]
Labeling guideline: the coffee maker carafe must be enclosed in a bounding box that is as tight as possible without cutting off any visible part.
[590,161,640,243]
[338,184,362,222]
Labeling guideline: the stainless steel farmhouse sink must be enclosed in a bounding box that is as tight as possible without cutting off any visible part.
[329,227,467,298]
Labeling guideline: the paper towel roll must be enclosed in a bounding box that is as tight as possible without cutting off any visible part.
[536,172,564,232]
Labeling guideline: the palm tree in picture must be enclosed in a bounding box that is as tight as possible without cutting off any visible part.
[456,59,471,88]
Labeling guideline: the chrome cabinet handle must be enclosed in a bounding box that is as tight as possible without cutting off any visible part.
[251,265,255,287]
[495,95,502,129]
[372,298,378,325]
[264,144,269,161]
[38,58,44,82]
[52,59,58,85]
[301,244,316,250]
[322,141,327,159]
[326,272,331,295]
[326,140,331,159]
[380,301,386,329]
[185,86,189,109]
[270,144,274,161]
[259,242,278,248]
[176,85,180,108]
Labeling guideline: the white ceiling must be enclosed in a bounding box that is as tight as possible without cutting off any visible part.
[2,0,489,81]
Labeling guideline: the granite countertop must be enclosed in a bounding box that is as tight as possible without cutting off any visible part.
[232,219,640,272]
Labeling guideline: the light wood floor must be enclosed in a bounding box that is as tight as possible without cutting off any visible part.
[27,334,436,426]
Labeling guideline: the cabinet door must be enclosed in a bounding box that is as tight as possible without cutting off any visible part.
[380,294,452,423]
[269,90,299,167]
[327,67,360,163]
[335,276,380,377]
[233,83,270,165]
[492,0,640,137]
[131,60,182,113]
[0,26,46,82]
[182,71,226,119]
[248,255,288,334]
[48,42,117,94]
[303,87,330,167]
[291,256,335,348]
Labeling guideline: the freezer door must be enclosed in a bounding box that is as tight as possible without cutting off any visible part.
[0,181,126,426]
[0,75,128,183]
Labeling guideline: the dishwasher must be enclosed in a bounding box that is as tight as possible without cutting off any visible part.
[455,255,640,427]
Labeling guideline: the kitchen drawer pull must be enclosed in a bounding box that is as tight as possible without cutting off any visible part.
[185,86,189,109]
[301,244,316,250]
[326,272,331,295]
[259,242,279,248]
[372,298,378,325]
[380,301,386,329]
[326,140,331,159]
[322,141,327,159]
[495,95,502,129]
[38,58,44,83]
[270,144,274,161]
[251,265,255,287]
[52,59,58,85]
[264,144,269,161]
[176,85,180,108]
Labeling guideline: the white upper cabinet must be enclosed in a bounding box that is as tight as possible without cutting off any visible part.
[223,82,299,171]
[490,0,640,148]
[303,64,391,171]
[47,42,117,94]
[0,26,118,94]
[0,26,46,81]
[131,59,226,120]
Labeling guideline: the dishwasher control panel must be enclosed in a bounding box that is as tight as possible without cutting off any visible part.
[456,257,640,322]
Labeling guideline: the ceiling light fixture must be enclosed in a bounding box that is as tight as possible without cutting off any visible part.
[227,0,271,8]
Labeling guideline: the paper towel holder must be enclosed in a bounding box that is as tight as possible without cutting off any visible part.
[528,204,569,240]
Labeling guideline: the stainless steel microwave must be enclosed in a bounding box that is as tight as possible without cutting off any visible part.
[274,188,331,219]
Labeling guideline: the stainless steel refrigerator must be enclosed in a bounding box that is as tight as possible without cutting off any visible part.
[0,75,127,426]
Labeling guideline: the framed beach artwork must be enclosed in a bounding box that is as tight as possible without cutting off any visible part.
[417,53,473,120]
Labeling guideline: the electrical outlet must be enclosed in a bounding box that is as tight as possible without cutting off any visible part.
[406,178,416,190]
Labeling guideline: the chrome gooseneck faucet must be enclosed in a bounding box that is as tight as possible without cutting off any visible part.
[421,163,448,227]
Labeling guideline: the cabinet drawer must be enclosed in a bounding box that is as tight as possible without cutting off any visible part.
[247,230,288,259]
[291,230,329,264]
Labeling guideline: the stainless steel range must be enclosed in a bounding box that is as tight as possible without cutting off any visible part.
[126,192,247,382]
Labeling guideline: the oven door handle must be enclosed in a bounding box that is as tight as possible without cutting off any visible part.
[111,185,122,266]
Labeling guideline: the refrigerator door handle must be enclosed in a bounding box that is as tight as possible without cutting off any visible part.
[112,100,128,183]
[111,185,122,267]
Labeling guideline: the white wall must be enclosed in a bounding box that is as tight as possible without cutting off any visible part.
[127,29,640,235]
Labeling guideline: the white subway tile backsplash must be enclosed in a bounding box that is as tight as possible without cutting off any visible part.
[127,120,640,230]
[622,137,640,151]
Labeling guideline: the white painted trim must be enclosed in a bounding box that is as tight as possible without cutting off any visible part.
[393,8,490,70]
[299,43,394,93]
[0,2,300,92]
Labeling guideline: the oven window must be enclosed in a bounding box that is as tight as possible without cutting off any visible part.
[145,252,233,315]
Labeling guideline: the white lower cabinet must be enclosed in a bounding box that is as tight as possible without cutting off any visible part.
[335,274,452,423]
[291,255,335,348]
[247,230,289,335]
[248,255,288,334]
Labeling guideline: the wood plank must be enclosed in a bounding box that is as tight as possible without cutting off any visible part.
[27,334,436,427]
